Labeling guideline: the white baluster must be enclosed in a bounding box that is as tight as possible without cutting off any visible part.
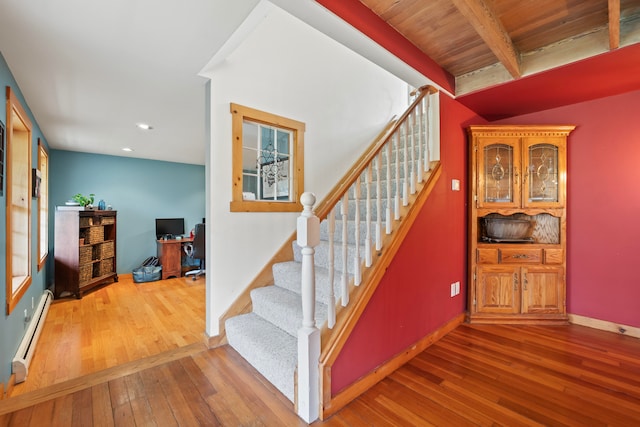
[417,102,424,183]
[296,192,320,423]
[385,142,392,234]
[375,153,382,251]
[327,209,336,329]
[353,177,361,286]
[424,95,431,172]
[365,164,372,267]
[394,132,401,220]
[340,194,349,306]
[410,110,417,195]
[402,120,409,206]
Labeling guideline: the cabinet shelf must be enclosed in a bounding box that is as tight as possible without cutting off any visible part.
[55,210,118,299]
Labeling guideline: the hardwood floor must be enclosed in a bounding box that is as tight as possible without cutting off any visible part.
[10,274,206,396]
[2,278,639,425]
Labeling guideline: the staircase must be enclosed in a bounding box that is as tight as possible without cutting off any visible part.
[225,194,367,401]
[224,85,440,417]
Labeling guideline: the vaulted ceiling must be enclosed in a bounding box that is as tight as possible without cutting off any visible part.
[357,0,640,93]
[344,0,640,119]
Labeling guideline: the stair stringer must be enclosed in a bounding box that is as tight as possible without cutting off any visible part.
[318,162,442,420]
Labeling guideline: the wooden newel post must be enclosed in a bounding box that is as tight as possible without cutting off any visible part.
[296,192,320,423]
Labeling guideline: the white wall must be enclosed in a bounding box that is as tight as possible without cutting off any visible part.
[201,4,411,336]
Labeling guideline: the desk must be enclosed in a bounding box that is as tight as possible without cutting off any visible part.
[157,237,193,279]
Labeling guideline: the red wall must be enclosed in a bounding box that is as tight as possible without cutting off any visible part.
[331,94,484,393]
[330,88,640,395]
[495,90,640,328]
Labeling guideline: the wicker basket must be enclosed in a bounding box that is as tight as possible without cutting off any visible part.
[87,225,104,244]
[79,264,93,283]
[101,216,115,225]
[79,217,92,227]
[79,245,93,264]
[100,258,114,276]
[98,241,115,259]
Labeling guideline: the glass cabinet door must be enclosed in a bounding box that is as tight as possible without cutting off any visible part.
[523,137,565,208]
[477,137,521,208]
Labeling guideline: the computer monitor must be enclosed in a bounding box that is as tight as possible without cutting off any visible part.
[155,218,185,239]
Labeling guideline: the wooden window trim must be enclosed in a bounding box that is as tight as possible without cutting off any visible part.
[37,139,49,271]
[230,103,305,212]
[6,86,33,314]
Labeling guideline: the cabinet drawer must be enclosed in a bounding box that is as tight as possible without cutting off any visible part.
[500,248,542,263]
[477,248,499,264]
[544,248,564,264]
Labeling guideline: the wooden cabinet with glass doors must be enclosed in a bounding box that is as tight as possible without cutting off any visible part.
[468,125,575,324]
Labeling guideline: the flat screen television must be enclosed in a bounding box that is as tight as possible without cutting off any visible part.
[155,218,185,239]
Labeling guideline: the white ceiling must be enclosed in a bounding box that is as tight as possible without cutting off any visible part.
[0,0,433,166]
[0,0,261,165]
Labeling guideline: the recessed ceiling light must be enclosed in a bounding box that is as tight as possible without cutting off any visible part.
[122,147,133,152]
[136,122,153,130]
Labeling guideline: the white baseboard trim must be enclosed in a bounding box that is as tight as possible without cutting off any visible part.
[568,314,640,339]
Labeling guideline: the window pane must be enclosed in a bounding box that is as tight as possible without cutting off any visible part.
[277,130,290,155]
[261,127,275,151]
[242,121,258,149]
[243,147,258,172]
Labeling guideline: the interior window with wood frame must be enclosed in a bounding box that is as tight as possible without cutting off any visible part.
[37,139,49,270]
[230,103,304,212]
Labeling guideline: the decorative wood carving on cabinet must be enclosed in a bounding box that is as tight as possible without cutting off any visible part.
[467,125,574,324]
[54,210,118,299]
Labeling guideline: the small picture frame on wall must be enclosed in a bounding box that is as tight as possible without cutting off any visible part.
[0,120,4,196]
[32,168,41,198]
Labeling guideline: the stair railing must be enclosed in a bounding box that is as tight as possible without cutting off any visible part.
[309,85,438,327]
[296,85,439,421]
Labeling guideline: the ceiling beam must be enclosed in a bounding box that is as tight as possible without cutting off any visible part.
[451,0,521,79]
[609,0,620,49]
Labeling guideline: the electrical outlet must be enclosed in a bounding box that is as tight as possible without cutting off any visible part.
[450,283,456,297]
[455,281,460,295]
[451,179,460,191]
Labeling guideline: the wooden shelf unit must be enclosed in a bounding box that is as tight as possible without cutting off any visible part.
[467,125,574,324]
[54,209,118,298]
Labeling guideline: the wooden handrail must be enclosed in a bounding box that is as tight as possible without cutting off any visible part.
[314,85,437,222]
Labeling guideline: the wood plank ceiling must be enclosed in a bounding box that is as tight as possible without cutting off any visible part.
[358,0,640,95]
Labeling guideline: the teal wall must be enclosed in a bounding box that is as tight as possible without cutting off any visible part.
[49,150,205,276]
[0,52,52,390]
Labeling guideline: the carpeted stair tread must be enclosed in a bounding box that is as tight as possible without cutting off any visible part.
[272,261,346,305]
[251,286,328,336]
[293,240,365,274]
[225,313,297,402]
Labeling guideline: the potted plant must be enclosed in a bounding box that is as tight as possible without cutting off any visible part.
[72,193,95,208]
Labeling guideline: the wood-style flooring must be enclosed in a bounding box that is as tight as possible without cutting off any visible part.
[1,276,639,425]
[10,274,206,396]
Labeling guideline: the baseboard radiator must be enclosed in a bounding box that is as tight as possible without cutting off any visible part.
[12,290,53,383]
